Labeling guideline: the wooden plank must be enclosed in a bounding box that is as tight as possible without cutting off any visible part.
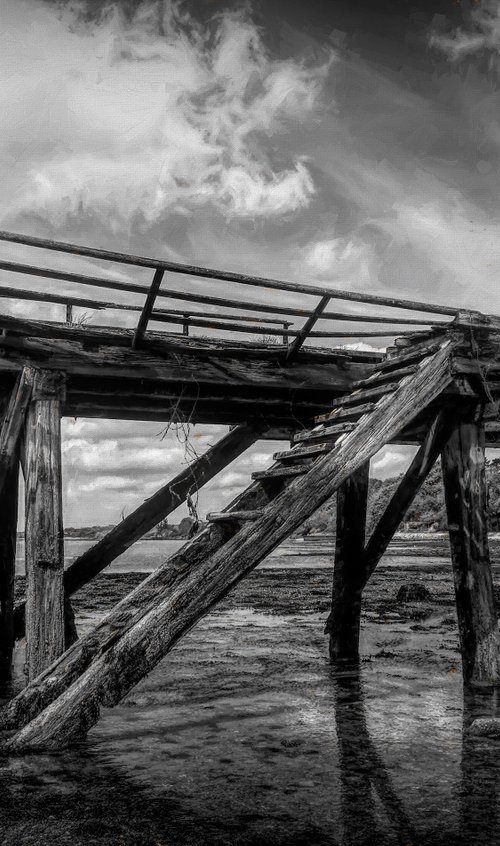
[285,296,330,362]
[0,230,461,316]
[132,269,165,348]
[207,510,263,522]
[252,465,309,481]
[23,370,66,681]
[315,403,376,425]
[377,341,442,371]
[363,409,456,585]
[326,462,370,663]
[12,423,259,638]
[273,443,332,462]
[352,365,418,390]
[293,423,357,444]
[0,368,34,498]
[441,418,500,686]
[0,460,19,671]
[1,339,457,749]
[329,383,399,409]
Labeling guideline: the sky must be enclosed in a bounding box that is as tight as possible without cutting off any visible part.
[2,0,500,525]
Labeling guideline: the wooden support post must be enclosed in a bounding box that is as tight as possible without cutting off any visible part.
[24,370,66,681]
[326,462,369,664]
[11,423,259,643]
[441,417,500,686]
[0,460,19,672]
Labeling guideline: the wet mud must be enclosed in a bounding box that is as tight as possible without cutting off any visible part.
[2,554,500,845]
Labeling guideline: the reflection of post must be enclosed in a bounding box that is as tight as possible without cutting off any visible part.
[460,689,500,843]
[332,669,418,846]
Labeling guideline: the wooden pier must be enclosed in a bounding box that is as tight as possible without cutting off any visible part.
[1,230,500,750]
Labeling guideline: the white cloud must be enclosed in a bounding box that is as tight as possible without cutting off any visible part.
[430,2,500,64]
[371,446,416,480]
[302,236,377,286]
[0,0,331,231]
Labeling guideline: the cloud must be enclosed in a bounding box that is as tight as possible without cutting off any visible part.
[1,0,331,233]
[430,2,500,66]
[301,236,377,287]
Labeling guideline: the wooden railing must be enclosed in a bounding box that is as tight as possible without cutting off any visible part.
[0,230,462,354]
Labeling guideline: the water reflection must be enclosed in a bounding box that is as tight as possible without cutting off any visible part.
[332,667,418,846]
[460,688,500,845]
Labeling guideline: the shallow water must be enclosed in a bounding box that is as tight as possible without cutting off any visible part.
[3,547,500,844]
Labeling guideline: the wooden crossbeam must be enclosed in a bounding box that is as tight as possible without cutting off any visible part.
[132,268,165,348]
[12,423,260,639]
[362,408,457,586]
[0,340,457,750]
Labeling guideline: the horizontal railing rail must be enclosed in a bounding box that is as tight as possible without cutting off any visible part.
[0,229,466,353]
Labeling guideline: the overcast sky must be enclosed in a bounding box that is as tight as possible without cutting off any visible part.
[2,0,500,525]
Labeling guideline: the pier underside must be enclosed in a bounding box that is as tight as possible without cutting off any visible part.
[1,230,500,751]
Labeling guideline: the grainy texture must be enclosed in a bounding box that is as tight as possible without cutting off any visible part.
[1,340,457,749]
[326,462,370,663]
[441,418,500,686]
[24,370,65,681]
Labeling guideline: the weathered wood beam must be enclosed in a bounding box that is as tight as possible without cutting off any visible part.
[0,259,451,326]
[24,370,66,681]
[132,269,165,348]
[12,423,260,638]
[285,296,330,362]
[0,368,34,498]
[362,409,457,586]
[1,340,457,748]
[441,417,500,686]
[1,454,289,733]
[0,460,19,672]
[326,462,370,664]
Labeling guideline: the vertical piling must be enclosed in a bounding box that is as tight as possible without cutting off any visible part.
[327,461,370,664]
[24,370,66,680]
[441,418,500,686]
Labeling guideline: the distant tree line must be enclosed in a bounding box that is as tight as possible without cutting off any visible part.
[298,458,500,536]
